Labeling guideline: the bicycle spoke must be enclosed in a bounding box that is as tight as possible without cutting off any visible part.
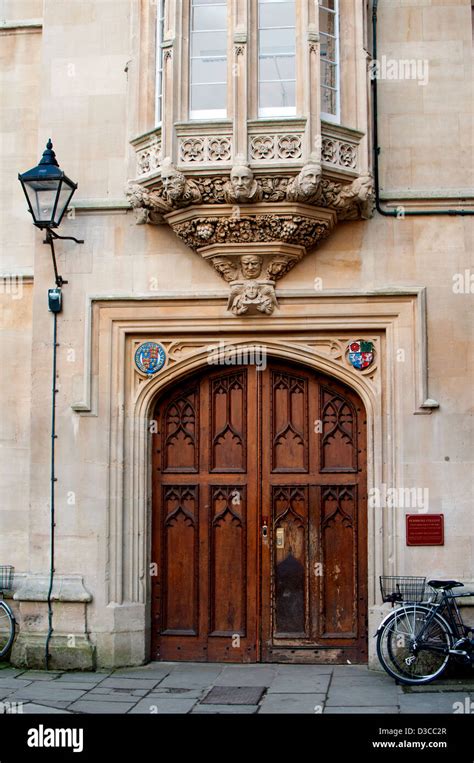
[377,606,451,684]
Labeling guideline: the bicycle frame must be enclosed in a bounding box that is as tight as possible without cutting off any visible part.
[376,589,473,658]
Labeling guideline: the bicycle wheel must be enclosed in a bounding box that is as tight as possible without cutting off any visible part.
[377,605,452,685]
[0,601,15,658]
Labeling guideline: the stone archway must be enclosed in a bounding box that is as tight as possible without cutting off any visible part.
[148,354,369,664]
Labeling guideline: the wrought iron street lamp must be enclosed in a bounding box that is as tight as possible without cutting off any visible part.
[18,139,84,670]
[18,139,83,287]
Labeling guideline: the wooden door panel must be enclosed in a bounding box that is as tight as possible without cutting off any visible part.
[209,485,247,636]
[152,360,367,664]
[161,485,199,635]
[320,485,357,638]
[320,385,357,472]
[272,485,309,639]
[271,370,308,472]
[162,388,199,472]
[262,363,367,663]
[152,367,258,663]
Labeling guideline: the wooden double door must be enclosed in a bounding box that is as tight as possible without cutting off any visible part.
[151,360,368,663]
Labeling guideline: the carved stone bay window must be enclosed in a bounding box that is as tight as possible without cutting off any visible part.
[128,0,373,315]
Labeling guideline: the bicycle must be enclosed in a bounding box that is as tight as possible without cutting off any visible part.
[376,575,474,685]
[0,566,16,658]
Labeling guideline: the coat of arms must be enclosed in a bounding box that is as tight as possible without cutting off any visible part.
[348,340,374,370]
[135,342,166,375]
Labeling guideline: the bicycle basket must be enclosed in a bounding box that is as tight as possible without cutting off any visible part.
[380,576,426,603]
[0,566,14,591]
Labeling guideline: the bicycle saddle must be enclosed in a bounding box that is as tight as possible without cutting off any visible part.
[428,579,463,590]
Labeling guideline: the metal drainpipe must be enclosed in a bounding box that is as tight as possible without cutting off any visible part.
[45,309,58,670]
[372,0,474,217]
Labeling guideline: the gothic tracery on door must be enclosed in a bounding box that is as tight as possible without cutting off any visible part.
[151,360,368,663]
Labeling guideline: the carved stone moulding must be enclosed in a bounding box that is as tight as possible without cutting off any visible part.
[164,203,336,316]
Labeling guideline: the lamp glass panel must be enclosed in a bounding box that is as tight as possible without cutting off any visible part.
[53,182,75,225]
[24,179,60,224]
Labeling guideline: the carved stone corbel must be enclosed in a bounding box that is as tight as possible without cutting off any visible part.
[160,157,202,208]
[286,158,323,204]
[126,158,374,315]
[321,173,375,220]
[125,183,170,224]
[223,159,262,204]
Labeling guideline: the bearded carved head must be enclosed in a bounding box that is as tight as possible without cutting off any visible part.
[160,158,186,202]
[224,157,261,203]
[286,156,323,203]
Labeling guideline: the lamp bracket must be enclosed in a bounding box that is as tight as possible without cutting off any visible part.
[44,229,84,245]
[42,227,84,288]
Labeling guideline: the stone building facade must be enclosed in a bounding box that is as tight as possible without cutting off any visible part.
[0,0,473,669]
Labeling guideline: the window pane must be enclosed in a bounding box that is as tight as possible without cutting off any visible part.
[320,33,337,61]
[191,30,227,57]
[321,86,337,116]
[319,0,339,120]
[191,57,227,84]
[258,0,295,116]
[259,80,295,110]
[259,28,295,56]
[192,5,226,30]
[319,9,336,36]
[259,54,295,81]
[320,60,337,90]
[259,1,295,28]
[191,83,227,111]
[190,0,227,117]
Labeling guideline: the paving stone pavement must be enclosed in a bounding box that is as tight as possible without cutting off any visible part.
[0,662,472,714]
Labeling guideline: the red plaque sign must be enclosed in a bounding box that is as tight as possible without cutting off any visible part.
[406,514,444,546]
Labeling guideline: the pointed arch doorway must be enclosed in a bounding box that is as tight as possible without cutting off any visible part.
[151,358,368,664]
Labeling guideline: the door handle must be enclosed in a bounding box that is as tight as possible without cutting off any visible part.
[262,516,268,539]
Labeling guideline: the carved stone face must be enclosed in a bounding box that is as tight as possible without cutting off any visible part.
[240,255,263,279]
[161,166,185,200]
[245,284,259,300]
[267,257,289,279]
[230,166,254,199]
[299,164,321,196]
[354,175,374,202]
[213,257,237,281]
